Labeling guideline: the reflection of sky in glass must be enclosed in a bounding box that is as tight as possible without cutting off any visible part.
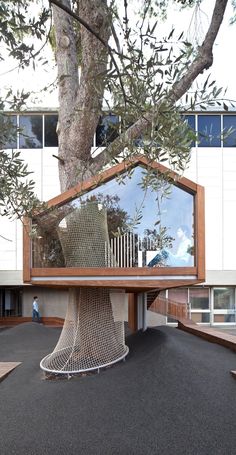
[198,115,221,147]
[223,115,236,147]
[183,115,196,147]
[77,166,194,249]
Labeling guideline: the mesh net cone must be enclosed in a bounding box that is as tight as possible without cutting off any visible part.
[40,203,128,374]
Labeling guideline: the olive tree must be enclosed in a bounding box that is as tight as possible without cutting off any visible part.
[0,0,231,372]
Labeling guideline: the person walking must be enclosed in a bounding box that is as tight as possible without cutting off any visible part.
[32,296,41,323]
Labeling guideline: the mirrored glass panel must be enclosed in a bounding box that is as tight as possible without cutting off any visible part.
[183,114,196,147]
[44,115,58,147]
[19,115,42,148]
[213,288,235,310]
[213,314,235,323]
[191,312,210,323]
[32,165,195,268]
[198,115,221,147]
[95,114,119,147]
[189,287,209,309]
[0,115,17,149]
[223,115,236,147]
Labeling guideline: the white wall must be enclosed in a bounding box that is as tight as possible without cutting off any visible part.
[185,146,236,273]
[0,147,60,277]
[22,286,68,318]
[1,142,236,283]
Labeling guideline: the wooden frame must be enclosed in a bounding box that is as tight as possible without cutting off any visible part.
[23,156,205,290]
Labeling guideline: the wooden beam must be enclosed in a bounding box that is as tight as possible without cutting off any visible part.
[128,293,138,332]
[0,362,21,381]
[195,184,205,281]
[23,217,31,282]
[31,266,197,277]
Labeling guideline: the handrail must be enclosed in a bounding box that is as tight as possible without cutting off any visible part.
[149,295,189,320]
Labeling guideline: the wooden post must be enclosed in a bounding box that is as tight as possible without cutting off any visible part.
[128,293,138,332]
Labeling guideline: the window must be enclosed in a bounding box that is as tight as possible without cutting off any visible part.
[0,115,17,149]
[19,115,43,148]
[213,287,235,310]
[191,312,210,323]
[0,288,22,317]
[189,287,210,324]
[213,287,235,324]
[189,287,209,309]
[223,115,236,147]
[183,115,196,147]
[32,165,195,269]
[44,115,58,147]
[96,114,119,147]
[198,115,221,147]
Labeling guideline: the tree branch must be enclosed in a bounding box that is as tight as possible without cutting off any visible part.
[93,0,228,171]
[170,0,228,101]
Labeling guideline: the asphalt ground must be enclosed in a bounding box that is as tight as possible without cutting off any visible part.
[1,322,236,455]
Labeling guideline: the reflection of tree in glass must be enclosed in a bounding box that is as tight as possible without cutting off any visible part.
[0,115,17,149]
[143,227,174,251]
[85,193,129,238]
[20,116,42,148]
[96,115,119,147]
[28,116,42,147]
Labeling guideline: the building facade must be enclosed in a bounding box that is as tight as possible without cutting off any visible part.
[1,109,236,326]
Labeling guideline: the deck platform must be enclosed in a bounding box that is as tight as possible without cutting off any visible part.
[0,362,22,381]
[178,319,236,377]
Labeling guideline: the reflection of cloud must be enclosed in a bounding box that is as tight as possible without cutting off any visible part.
[80,166,194,244]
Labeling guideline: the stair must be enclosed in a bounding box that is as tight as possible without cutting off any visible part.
[148,294,188,320]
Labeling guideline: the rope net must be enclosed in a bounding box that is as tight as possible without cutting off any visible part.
[40,202,128,374]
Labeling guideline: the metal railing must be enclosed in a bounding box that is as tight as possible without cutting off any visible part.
[105,232,158,268]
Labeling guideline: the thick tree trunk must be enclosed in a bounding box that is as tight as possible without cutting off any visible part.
[53,0,111,191]
[47,0,125,369]
[42,0,228,373]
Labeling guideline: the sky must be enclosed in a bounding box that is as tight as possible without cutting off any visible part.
[0,0,235,108]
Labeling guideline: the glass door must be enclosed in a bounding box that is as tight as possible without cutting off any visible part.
[189,287,210,324]
[213,287,236,324]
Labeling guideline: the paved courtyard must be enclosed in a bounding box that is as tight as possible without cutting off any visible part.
[1,322,236,454]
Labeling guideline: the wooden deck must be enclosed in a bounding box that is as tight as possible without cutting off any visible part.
[178,319,236,377]
[0,362,22,380]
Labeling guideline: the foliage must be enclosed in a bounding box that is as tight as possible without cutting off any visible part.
[101,1,231,178]
[0,0,51,68]
[0,149,41,219]
[143,227,174,250]
[84,193,129,236]
[0,0,233,227]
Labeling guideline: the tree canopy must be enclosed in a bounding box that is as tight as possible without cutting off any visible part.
[0,0,233,217]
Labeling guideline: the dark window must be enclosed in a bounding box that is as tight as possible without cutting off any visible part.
[0,115,17,149]
[96,114,119,147]
[19,115,43,148]
[198,115,221,147]
[183,114,196,147]
[223,115,236,147]
[44,114,58,147]
[0,288,22,317]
